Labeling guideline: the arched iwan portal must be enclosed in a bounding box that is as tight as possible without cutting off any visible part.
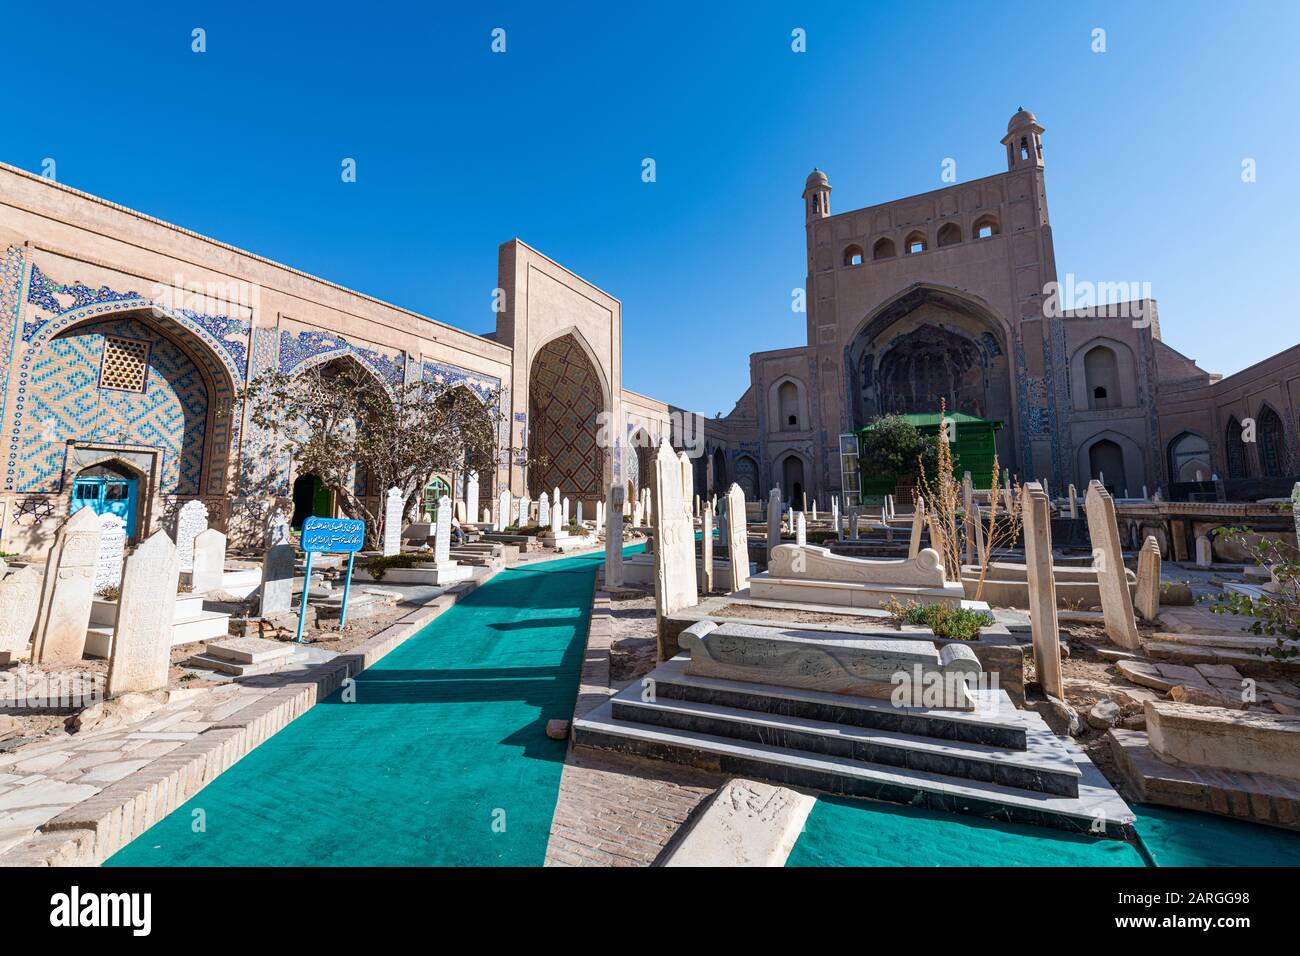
[528,334,605,499]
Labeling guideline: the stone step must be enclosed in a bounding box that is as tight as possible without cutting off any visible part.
[204,636,295,665]
[182,652,291,677]
[83,610,231,658]
[647,656,1029,749]
[610,690,1081,797]
[574,699,1134,836]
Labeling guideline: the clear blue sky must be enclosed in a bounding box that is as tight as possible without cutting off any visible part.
[3,1,1297,416]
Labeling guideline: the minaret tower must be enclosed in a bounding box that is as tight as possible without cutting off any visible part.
[1001,107,1045,170]
[802,168,831,274]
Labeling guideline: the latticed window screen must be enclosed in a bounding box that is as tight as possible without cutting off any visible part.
[99,336,150,392]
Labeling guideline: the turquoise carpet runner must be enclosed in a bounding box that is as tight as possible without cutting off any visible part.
[109,550,610,866]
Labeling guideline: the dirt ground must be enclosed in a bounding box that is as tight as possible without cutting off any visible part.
[717,602,896,628]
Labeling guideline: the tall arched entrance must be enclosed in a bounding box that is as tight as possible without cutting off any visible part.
[527,334,605,501]
[1088,440,1127,495]
[846,286,1014,464]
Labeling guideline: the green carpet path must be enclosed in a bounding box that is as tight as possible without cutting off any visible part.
[786,795,1300,867]
[108,547,628,866]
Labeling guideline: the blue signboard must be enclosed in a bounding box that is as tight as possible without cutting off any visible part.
[301,517,365,553]
[295,517,366,642]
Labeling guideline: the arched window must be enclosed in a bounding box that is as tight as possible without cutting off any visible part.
[778,381,800,431]
[1083,346,1121,409]
[973,214,1000,239]
[936,223,961,247]
[904,231,927,255]
[1168,433,1211,484]
[843,244,864,267]
[1088,439,1126,495]
[1225,417,1249,480]
[872,237,896,260]
[1258,406,1289,477]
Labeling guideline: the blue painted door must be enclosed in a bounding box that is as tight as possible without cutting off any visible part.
[70,475,138,537]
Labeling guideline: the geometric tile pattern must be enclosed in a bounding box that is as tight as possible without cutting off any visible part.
[422,358,500,402]
[17,316,208,495]
[279,328,404,388]
[528,334,603,498]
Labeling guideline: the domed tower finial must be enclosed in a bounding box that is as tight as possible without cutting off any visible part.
[802,167,831,223]
[1001,107,1045,171]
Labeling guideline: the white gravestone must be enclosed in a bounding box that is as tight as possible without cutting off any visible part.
[191,528,227,594]
[551,493,563,536]
[1135,535,1162,621]
[1021,482,1064,699]
[1085,480,1141,650]
[95,512,127,593]
[106,530,181,697]
[0,566,43,664]
[259,510,295,617]
[652,440,698,634]
[519,494,530,527]
[174,499,209,573]
[498,489,511,532]
[1292,482,1300,549]
[726,483,750,591]
[767,488,782,554]
[701,506,714,595]
[577,500,584,525]
[465,472,479,525]
[908,496,926,560]
[562,497,570,527]
[796,512,807,547]
[538,492,550,528]
[32,507,102,664]
[383,487,403,556]
[434,494,454,565]
[605,484,625,586]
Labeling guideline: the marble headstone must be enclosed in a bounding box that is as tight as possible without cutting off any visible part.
[106,530,181,697]
[767,488,782,554]
[1021,482,1063,698]
[434,494,453,565]
[465,471,479,525]
[498,489,511,532]
[1085,480,1141,649]
[726,483,749,591]
[605,484,625,587]
[383,487,403,556]
[32,507,103,664]
[652,440,697,638]
[0,566,42,663]
[538,492,550,527]
[94,512,127,593]
[1135,535,1162,621]
[191,528,227,594]
[175,499,209,572]
[258,509,294,617]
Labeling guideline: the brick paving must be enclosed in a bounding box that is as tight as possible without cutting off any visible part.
[545,581,725,867]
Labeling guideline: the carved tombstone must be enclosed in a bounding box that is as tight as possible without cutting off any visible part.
[726,483,750,592]
[1067,484,1078,519]
[1022,482,1064,698]
[191,528,227,594]
[909,496,926,560]
[106,530,181,697]
[518,494,530,527]
[1085,480,1141,649]
[1293,483,1300,549]
[767,488,782,554]
[1195,535,1213,569]
[258,509,295,617]
[434,494,453,565]
[550,492,563,536]
[94,512,127,593]
[652,440,697,646]
[795,512,807,547]
[32,507,103,664]
[0,566,43,663]
[465,471,480,525]
[701,506,714,594]
[174,499,209,572]
[562,497,570,527]
[605,484,626,587]
[972,501,986,563]
[538,492,550,528]
[498,489,511,532]
[383,487,403,556]
[1135,535,1162,621]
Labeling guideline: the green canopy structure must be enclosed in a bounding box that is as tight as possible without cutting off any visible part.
[856,412,1003,495]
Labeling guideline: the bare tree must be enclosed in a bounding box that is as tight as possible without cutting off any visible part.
[240,362,501,547]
